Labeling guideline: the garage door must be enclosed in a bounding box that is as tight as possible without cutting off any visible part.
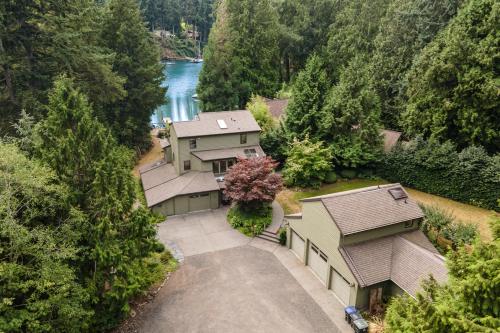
[330,270,351,306]
[291,230,305,261]
[188,193,211,212]
[308,242,328,283]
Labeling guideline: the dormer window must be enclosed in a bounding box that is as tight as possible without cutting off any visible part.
[240,133,247,144]
[189,139,197,149]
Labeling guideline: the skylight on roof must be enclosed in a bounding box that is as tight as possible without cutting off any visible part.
[217,119,228,129]
[388,187,408,200]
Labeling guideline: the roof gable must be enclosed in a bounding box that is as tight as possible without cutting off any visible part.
[340,230,447,296]
[303,184,424,235]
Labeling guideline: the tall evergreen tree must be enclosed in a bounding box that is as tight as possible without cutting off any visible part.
[403,0,499,152]
[0,142,92,333]
[197,0,281,111]
[371,0,461,129]
[101,0,166,151]
[33,78,161,330]
[324,0,389,82]
[283,54,330,140]
[0,0,125,134]
[321,56,383,167]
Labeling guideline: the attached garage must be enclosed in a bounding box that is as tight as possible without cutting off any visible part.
[308,242,328,284]
[330,269,351,306]
[290,230,305,261]
[188,193,211,212]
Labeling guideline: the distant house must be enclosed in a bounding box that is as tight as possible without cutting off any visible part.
[263,98,289,119]
[285,184,447,309]
[140,110,264,216]
[382,129,402,153]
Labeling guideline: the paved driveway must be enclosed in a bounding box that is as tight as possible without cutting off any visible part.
[157,208,250,258]
[136,246,338,333]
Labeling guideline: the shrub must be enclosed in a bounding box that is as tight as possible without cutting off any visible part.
[420,205,453,234]
[279,227,287,245]
[340,169,357,179]
[246,95,275,132]
[442,223,478,247]
[283,136,333,188]
[379,137,500,210]
[227,204,272,236]
[325,171,338,184]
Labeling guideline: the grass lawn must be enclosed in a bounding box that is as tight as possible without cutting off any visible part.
[276,178,498,241]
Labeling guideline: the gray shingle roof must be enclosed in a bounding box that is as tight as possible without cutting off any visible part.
[159,138,170,149]
[264,98,289,118]
[382,129,402,153]
[191,145,265,161]
[302,184,424,235]
[140,162,219,207]
[340,230,447,296]
[172,110,261,138]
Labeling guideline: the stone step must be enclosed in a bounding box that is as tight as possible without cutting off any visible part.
[262,230,279,237]
[257,233,281,244]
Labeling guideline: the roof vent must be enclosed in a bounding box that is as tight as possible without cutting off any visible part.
[217,119,228,129]
[388,187,408,200]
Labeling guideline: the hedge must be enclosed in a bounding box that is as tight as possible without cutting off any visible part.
[378,137,499,211]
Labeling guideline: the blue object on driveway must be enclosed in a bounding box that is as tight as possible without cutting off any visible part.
[344,306,358,323]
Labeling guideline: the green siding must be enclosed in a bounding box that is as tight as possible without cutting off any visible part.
[287,201,359,306]
[342,220,420,246]
[170,130,260,174]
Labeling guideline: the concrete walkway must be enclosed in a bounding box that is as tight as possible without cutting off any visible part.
[266,200,285,234]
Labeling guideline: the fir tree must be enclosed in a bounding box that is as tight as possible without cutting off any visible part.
[321,57,383,167]
[34,77,161,330]
[403,0,499,152]
[197,0,281,111]
[371,0,461,129]
[101,0,166,150]
[283,54,330,141]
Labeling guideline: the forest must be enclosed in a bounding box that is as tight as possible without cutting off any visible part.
[198,0,499,210]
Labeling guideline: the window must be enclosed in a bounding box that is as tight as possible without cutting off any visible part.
[172,152,175,161]
[404,220,414,228]
[212,159,234,174]
[240,133,247,144]
[244,148,257,158]
[189,139,197,149]
[184,160,191,171]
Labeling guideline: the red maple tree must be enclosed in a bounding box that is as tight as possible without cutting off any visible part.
[224,156,283,210]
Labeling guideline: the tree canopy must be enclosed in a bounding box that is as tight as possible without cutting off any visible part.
[197,0,281,111]
[403,0,499,152]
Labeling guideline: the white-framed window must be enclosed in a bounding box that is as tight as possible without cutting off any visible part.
[184,160,191,171]
[240,133,247,144]
[189,139,197,149]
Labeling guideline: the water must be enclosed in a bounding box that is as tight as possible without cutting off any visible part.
[151,61,202,124]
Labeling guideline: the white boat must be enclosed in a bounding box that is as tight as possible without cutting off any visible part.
[192,93,199,99]
[191,58,203,63]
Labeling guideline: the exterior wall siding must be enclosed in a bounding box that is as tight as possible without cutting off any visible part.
[287,201,359,306]
[341,219,420,246]
[170,130,260,174]
[151,191,220,216]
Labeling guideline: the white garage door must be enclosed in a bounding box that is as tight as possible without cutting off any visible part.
[308,242,328,283]
[330,270,351,306]
[291,231,305,261]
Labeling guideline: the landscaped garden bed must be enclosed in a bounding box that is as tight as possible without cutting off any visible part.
[227,204,272,236]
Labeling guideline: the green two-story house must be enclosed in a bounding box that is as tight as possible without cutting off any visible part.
[140,110,264,216]
[285,184,447,310]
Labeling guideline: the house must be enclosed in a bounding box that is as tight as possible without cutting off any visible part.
[140,110,264,216]
[285,184,447,309]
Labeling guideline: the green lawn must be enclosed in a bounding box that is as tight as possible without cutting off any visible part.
[276,178,497,241]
